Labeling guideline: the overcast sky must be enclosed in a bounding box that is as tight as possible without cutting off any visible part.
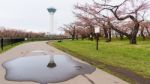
[0,0,150,34]
[0,0,93,34]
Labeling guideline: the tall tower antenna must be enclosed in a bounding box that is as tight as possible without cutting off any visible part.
[47,7,56,35]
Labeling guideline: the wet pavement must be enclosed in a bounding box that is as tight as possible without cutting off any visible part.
[0,41,129,84]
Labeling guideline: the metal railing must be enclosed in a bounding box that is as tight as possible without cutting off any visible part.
[0,37,71,50]
[0,38,25,50]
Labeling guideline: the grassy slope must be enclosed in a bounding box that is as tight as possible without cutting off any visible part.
[51,39,150,79]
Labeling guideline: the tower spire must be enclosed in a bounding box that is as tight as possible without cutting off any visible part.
[47,7,57,35]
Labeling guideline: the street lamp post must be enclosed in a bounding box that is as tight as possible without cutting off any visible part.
[95,26,100,50]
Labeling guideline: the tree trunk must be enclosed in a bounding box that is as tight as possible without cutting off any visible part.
[120,34,124,40]
[146,27,150,36]
[129,24,139,44]
[109,22,130,38]
[71,35,75,40]
[103,27,109,42]
[72,27,76,40]
[115,32,118,38]
[76,35,78,40]
[81,35,84,40]
[129,35,137,44]
[103,25,111,42]
[108,21,139,44]
[141,28,145,41]
[107,28,111,42]
[89,25,94,41]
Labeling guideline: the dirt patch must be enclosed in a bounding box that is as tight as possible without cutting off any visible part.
[106,65,150,84]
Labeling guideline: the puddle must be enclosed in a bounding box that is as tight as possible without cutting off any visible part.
[3,55,96,84]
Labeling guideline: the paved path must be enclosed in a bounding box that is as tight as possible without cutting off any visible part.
[0,41,129,84]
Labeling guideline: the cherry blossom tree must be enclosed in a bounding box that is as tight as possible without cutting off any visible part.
[93,0,150,44]
[74,0,150,44]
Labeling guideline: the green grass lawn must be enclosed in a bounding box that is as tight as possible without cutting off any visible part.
[51,39,150,80]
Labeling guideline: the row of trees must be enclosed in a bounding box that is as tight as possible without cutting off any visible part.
[0,27,45,38]
[63,0,150,44]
